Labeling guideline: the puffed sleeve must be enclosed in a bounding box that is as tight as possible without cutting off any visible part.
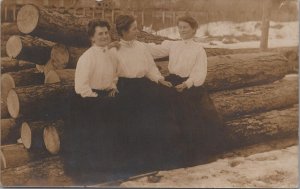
[184,47,207,88]
[108,48,119,90]
[144,40,172,59]
[75,53,98,97]
[144,50,164,83]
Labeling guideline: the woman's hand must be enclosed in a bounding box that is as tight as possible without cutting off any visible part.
[158,79,173,87]
[175,82,187,92]
[108,88,119,97]
[108,41,121,50]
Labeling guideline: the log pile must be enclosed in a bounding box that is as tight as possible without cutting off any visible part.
[0,3,298,174]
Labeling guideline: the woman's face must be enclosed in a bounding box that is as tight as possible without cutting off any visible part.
[178,21,196,40]
[91,26,111,47]
[122,21,138,41]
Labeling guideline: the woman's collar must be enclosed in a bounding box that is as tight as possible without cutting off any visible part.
[92,44,107,52]
[120,39,135,47]
[181,37,196,44]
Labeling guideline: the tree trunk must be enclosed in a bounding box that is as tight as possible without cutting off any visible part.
[1,68,45,108]
[1,118,22,144]
[1,144,48,170]
[157,52,290,91]
[6,35,55,65]
[226,105,298,147]
[17,4,91,47]
[42,120,64,154]
[211,74,298,120]
[1,57,36,73]
[6,82,74,119]
[44,69,75,84]
[1,23,21,57]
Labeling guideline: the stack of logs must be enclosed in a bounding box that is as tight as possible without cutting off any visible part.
[1,4,299,171]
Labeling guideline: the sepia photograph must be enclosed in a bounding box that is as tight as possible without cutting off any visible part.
[0,0,298,187]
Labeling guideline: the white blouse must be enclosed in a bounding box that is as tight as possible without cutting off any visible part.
[146,38,207,88]
[75,45,118,98]
[114,39,164,83]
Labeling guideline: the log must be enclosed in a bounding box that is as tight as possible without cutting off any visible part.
[157,52,290,91]
[1,57,36,73]
[21,121,46,150]
[17,4,91,47]
[42,120,64,154]
[211,74,298,120]
[1,23,22,57]
[1,100,10,118]
[1,118,21,144]
[44,69,75,84]
[1,144,48,170]
[6,35,54,64]
[6,82,74,119]
[226,104,298,147]
[1,68,45,107]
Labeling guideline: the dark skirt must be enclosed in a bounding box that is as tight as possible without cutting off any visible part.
[159,74,226,163]
[61,89,120,172]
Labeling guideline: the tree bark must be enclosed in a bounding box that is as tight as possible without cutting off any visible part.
[6,82,74,119]
[226,105,298,147]
[1,144,48,170]
[1,118,22,144]
[1,57,36,73]
[211,74,298,120]
[157,52,290,91]
[6,35,55,65]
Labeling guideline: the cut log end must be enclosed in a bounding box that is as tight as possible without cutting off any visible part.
[43,126,60,154]
[1,150,7,169]
[21,122,32,149]
[6,35,22,59]
[36,64,44,73]
[1,74,16,103]
[17,4,39,34]
[7,89,20,118]
[44,70,61,84]
[50,44,70,69]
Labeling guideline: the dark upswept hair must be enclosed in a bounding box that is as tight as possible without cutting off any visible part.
[115,15,136,37]
[87,19,111,38]
[177,15,199,30]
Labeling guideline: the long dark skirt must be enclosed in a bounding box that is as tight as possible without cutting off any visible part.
[61,90,120,173]
[158,74,227,163]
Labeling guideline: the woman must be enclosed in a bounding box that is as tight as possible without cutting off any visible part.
[113,15,179,165]
[146,16,227,165]
[62,19,120,174]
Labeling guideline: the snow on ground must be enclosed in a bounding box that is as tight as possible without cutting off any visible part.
[144,21,299,49]
[121,145,298,188]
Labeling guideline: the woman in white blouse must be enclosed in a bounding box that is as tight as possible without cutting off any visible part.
[62,19,121,173]
[113,15,179,164]
[147,16,226,165]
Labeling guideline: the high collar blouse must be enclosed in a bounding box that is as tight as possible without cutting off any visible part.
[113,39,164,83]
[146,38,207,88]
[75,45,118,97]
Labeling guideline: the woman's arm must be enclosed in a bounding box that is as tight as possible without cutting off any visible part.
[144,40,172,59]
[75,55,98,98]
[185,47,207,88]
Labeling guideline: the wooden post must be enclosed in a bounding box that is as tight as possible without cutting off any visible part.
[260,0,272,50]
[92,7,95,18]
[4,6,8,21]
[111,9,115,23]
[162,10,165,27]
[102,9,105,19]
[13,5,16,21]
[142,9,144,26]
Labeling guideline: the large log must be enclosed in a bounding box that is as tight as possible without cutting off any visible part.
[1,23,22,57]
[6,35,69,66]
[20,121,48,150]
[1,100,10,118]
[1,144,48,170]
[1,118,21,144]
[211,74,298,120]
[6,82,74,119]
[226,104,298,147]
[46,52,290,92]
[1,57,36,73]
